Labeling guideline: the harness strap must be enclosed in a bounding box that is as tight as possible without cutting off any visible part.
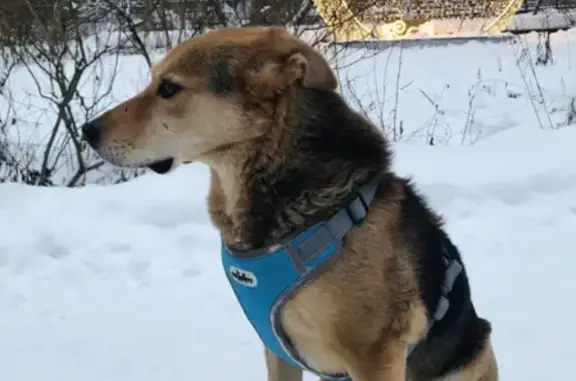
[285,177,380,268]
[406,248,463,356]
[435,258,463,320]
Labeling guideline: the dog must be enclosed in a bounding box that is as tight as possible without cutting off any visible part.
[82,26,498,381]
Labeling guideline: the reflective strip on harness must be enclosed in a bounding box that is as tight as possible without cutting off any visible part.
[435,259,463,321]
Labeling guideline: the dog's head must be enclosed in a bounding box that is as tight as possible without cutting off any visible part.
[82,26,337,174]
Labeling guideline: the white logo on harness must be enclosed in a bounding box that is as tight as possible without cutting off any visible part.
[229,266,258,288]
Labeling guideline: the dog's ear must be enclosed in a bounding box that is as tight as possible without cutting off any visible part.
[244,27,337,96]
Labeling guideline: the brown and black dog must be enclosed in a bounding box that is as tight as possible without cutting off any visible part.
[82,26,498,381]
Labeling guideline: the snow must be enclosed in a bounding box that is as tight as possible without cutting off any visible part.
[334,31,576,144]
[509,8,576,33]
[2,31,576,380]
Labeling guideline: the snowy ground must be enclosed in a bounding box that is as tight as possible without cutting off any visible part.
[335,30,576,145]
[2,32,576,380]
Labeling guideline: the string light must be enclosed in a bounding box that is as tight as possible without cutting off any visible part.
[312,0,524,41]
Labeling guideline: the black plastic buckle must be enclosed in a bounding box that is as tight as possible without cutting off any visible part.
[345,193,369,226]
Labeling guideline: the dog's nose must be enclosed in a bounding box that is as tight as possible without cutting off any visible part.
[82,117,103,149]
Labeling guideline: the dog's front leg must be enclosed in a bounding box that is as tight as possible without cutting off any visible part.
[343,341,406,381]
[265,346,303,381]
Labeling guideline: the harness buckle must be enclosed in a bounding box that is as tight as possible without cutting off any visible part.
[345,192,370,226]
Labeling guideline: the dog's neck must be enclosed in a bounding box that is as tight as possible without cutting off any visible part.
[205,88,391,250]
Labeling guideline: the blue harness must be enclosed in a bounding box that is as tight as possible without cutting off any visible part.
[221,179,463,380]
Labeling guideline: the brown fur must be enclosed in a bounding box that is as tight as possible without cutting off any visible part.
[441,342,498,381]
[82,26,498,381]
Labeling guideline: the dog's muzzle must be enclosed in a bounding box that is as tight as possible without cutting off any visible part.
[81,117,176,175]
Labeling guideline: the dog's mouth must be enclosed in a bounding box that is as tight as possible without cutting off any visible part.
[147,157,175,174]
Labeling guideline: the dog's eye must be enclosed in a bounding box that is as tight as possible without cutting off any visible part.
[157,79,183,99]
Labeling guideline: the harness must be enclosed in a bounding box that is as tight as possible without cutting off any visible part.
[221,179,463,380]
